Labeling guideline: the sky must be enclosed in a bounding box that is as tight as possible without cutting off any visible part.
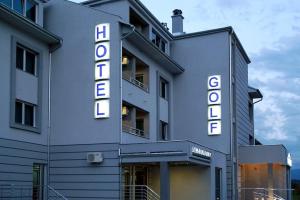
[73,0,300,169]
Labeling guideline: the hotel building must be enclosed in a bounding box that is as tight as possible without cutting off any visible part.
[0,0,292,199]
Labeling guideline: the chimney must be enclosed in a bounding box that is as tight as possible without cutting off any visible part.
[172,9,184,35]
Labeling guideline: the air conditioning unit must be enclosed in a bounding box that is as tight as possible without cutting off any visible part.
[87,152,103,164]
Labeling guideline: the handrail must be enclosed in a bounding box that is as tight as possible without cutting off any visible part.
[122,124,148,138]
[48,185,68,200]
[240,187,292,200]
[122,185,160,200]
[123,73,149,92]
[0,184,68,200]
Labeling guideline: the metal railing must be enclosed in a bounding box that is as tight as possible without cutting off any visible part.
[122,185,160,200]
[122,125,148,138]
[0,185,68,200]
[123,73,149,92]
[48,186,68,200]
[239,188,294,200]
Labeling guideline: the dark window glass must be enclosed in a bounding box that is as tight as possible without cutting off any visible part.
[13,0,24,14]
[160,78,168,100]
[151,31,156,44]
[16,46,24,70]
[215,168,222,200]
[26,0,36,21]
[24,104,34,126]
[136,119,144,132]
[15,101,23,124]
[32,164,44,200]
[135,74,144,84]
[0,0,12,7]
[155,35,161,47]
[25,51,35,75]
[161,41,166,52]
[160,121,168,140]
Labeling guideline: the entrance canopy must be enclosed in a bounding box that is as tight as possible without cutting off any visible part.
[120,140,212,166]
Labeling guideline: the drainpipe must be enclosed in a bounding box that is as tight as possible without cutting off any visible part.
[47,41,62,198]
[252,96,263,145]
[119,22,135,200]
[229,29,239,200]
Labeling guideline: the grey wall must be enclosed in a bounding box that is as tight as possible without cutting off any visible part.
[49,143,120,200]
[0,17,50,145]
[233,43,251,146]
[171,32,231,154]
[0,138,47,189]
[44,0,122,145]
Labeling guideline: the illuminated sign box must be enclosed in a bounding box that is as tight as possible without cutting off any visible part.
[191,146,212,158]
[94,23,110,119]
[207,75,222,135]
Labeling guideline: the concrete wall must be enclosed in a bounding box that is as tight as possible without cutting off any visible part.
[50,143,120,200]
[0,16,50,145]
[0,138,47,193]
[44,0,122,145]
[234,43,251,146]
[171,32,231,154]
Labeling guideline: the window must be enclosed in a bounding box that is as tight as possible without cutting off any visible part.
[151,30,167,53]
[160,78,168,100]
[0,0,37,22]
[136,118,144,136]
[159,121,168,140]
[32,164,44,200]
[122,48,149,92]
[122,101,149,138]
[215,168,222,200]
[249,102,253,123]
[15,100,36,127]
[0,0,12,7]
[16,45,37,75]
[135,74,144,84]
[13,0,24,14]
[26,0,36,21]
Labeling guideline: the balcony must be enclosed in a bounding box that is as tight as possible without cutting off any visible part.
[122,102,149,138]
[122,48,149,92]
[129,8,149,38]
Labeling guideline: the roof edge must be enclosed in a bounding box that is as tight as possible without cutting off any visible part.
[173,26,251,64]
[0,3,62,46]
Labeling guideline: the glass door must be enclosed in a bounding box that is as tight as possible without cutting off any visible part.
[123,165,148,200]
[32,164,44,200]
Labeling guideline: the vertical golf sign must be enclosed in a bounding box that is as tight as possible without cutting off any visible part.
[208,75,222,135]
[94,23,110,119]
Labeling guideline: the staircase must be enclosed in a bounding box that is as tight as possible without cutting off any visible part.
[0,184,68,200]
[122,185,160,200]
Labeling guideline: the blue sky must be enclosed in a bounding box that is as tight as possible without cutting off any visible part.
[74,0,300,168]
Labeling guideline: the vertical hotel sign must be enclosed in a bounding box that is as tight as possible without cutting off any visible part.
[94,23,110,118]
[208,75,221,135]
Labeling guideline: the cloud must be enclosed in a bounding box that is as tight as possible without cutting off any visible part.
[249,35,300,169]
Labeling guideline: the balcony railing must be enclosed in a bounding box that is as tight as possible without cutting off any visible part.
[122,185,160,200]
[122,125,148,138]
[239,188,294,200]
[123,73,149,92]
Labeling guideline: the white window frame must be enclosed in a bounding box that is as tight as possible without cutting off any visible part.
[16,100,36,128]
[10,0,38,22]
